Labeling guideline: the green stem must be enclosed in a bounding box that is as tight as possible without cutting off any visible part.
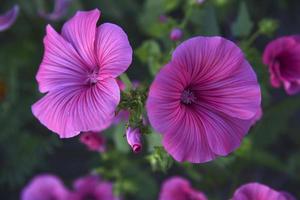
[246,30,261,46]
[120,73,132,91]
[180,6,193,29]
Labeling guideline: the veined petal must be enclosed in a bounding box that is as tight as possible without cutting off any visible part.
[95,23,133,78]
[172,37,260,119]
[163,106,216,163]
[32,78,120,138]
[195,105,251,155]
[37,25,88,93]
[62,9,100,68]
[0,5,19,31]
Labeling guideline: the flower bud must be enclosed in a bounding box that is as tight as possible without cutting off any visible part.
[170,28,183,41]
[79,132,106,152]
[126,127,142,153]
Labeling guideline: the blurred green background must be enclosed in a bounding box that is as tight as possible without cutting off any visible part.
[1,0,300,199]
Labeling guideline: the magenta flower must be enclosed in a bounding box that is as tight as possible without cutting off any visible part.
[0,5,19,32]
[21,174,70,200]
[263,36,300,95]
[159,177,207,200]
[80,131,106,152]
[69,175,118,200]
[39,0,71,21]
[32,9,132,138]
[126,127,142,153]
[232,182,295,200]
[146,36,261,163]
[170,28,183,41]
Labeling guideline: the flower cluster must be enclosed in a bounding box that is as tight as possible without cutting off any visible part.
[21,174,119,200]
[21,3,300,199]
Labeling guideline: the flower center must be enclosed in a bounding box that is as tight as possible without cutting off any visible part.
[87,69,99,85]
[181,89,196,105]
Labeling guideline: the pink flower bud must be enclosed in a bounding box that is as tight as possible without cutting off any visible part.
[170,28,183,41]
[79,132,106,152]
[126,127,142,153]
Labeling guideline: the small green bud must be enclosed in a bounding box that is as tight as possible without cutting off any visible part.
[259,19,278,36]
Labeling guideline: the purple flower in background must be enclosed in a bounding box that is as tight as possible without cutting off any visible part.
[146,36,261,163]
[0,5,19,32]
[159,177,207,200]
[170,28,183,41]
[32,9,132,138]
[80,131,106,152]
[126,127,142,153]
[196,0,205,4]
[69,175,118,200]
[232,182,295,200]
[21,174,70,200]
[159,15,168,23]
[39,0,71,21]
[263,36,300,95]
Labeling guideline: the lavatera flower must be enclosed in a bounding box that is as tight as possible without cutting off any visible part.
[32,9,132,138]
[159,176,207,200]
[263,35,300,95]
[232,182,295,200]
[146,36,261,163]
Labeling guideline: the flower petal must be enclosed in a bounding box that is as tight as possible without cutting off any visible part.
[0,5,19,32]
[39,0,71,21]
[21,174,70,200]
[95,23,133,78]
[146,63,188,134]
[232,183,287,200]
[32,78,120,138]
[195,105,251,155]
[163,106,217,163]
[61,9,100,68]
[172,37,260,119]
[36,25,88,93]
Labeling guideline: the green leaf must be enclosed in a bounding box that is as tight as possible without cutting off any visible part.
[146,130,162,152]
[231,1,253,37]
[251,96,300,147]
[113,122,130,153]
[189,3,220,35]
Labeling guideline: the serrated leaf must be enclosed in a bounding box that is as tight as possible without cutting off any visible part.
[231,1,253,37]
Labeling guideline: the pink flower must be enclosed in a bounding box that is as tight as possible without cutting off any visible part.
[21,174,70,200]
[0,5,19,32]
[69,175,119,200]
[170,28,183,41]
[32,9,132,138]
[126,127,142,153]
[39,0,71,21]
[251,107,263,125]
[80,131,106,152]
[159,177,207,200]
[263,36,300,95]
[232,182,295,200]
[146,36,261,163]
